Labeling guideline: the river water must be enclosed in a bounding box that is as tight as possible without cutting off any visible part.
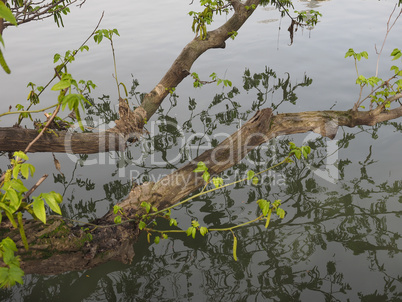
[1,0,402,301]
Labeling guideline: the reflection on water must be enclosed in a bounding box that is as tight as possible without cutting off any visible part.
[1,0,402,301]
[2,65,402,301]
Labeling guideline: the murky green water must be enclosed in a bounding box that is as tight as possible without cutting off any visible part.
[1,0,402,301]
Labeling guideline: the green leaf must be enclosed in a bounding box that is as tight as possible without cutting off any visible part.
[212,177,223,188]
[42,192,62,215]
[186,226,194,237]
[138,221,146,230]
[32,197,46,224]
[200,226,208,236]
[252,177,259,185]
[12,164,20,179]
[193,161,207,173]
[391,48,402,61]
[61,94,83,110]
[289,142,296,150]
[9,179,27,193]
[169,218,178,227]
[0,47,11,74]
[0,203,14,218]
[51,79,71,91]
[140,202,151,213]
[202,171,210,182]
[113,205,120,214]
[1,237,17,252]
[292,149,301,159]
[0,2,17,25]
[5,189,20,212]
[0,265,24,288]
[53,53,61,63]
[257,199,270,216]
[114,216,122,224]
[276,208,286,219]
[20,163,35,179]
[301,146,311,159]
[13,151,28,161]
[247,170,255,180]
[154,236,160,244]
[344,48,355,58]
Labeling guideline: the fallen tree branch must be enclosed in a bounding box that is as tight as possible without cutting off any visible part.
[1,104,401,153]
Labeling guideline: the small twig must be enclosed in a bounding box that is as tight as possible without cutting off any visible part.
[35,11,105,98]
[24,102,62,154]
[375,5,402,77]
[23,174,48,200]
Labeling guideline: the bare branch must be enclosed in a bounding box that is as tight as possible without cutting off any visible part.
[375,5,402,77]
[23,174,48,200]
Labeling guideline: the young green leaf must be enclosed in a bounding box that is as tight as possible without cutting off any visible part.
[247,170,255,180]
[186,226,195,237]
[32,197,46,224]
[200,226,208,236]
[13,151,28,161]
[0,265,24,288]
[42,192,62,215]
[114,216,122,224]
[252,177,259,185]
[0,2,18,25]
[5,189,20,212]
[193,161,207,173]
[191,220,200,228]
[212,177,223,188]
[20,163,35,179]
[276,208,286,219]
[138,221,146,230]
[169,218,178,227]
[113,205,120,214]
[391,48,402,61]
[202,171,210,182]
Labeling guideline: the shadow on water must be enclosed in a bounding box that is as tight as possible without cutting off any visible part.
[1,68,402,301]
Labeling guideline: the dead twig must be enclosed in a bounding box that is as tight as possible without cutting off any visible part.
[23,174,48,200]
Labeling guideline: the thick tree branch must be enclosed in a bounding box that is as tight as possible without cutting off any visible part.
[1,104,402,153]
[129,0,261,126]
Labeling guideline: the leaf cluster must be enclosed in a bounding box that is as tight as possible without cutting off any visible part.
[345,48,402,109]
[0,237,24,288]
[189,0,230,40]
[0,151,64,288]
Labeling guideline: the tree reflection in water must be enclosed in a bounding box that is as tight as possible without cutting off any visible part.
[1,68,401,302]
